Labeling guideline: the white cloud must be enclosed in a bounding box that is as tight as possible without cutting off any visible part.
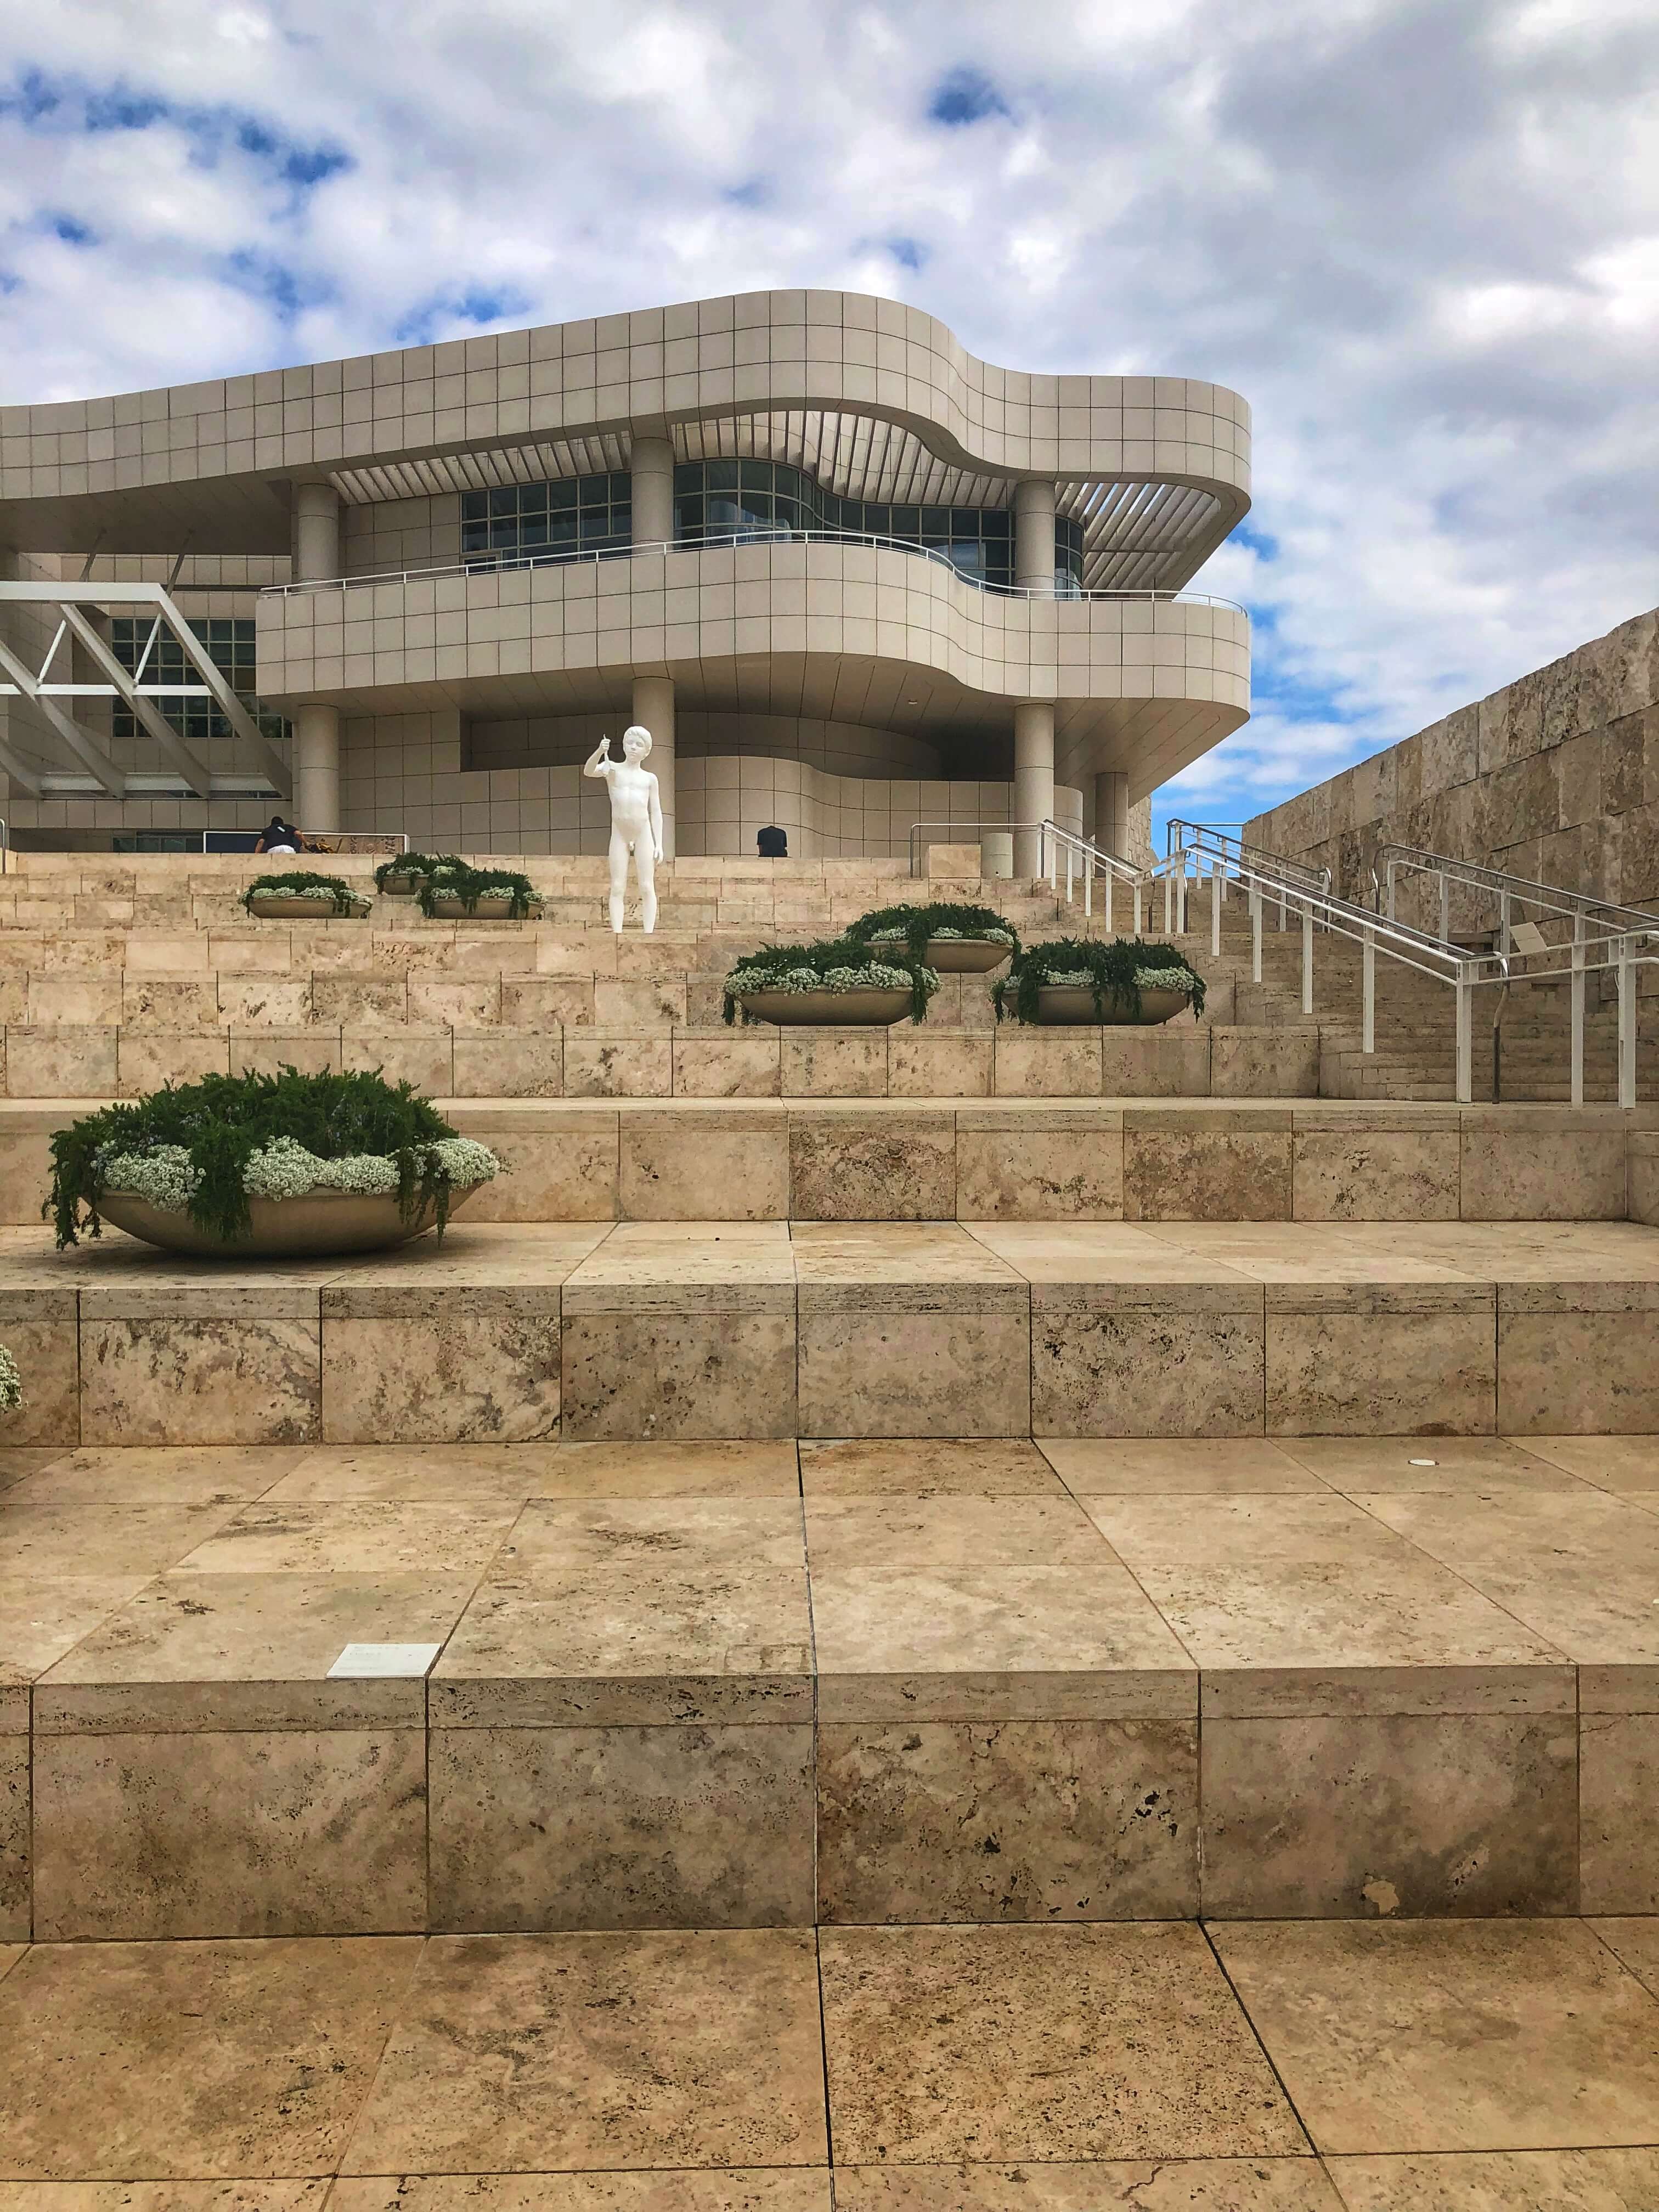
[1,0,1656,830]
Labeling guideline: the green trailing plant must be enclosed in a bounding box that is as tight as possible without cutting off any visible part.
[417,862,541,918]
[374,851,466,891]
[46,1068,499,1250]
[992,935,1206,1024]
[241,870,368,915]
[846,901,1021,962]
[723,936,941,1025]
[0,1342,21,1416]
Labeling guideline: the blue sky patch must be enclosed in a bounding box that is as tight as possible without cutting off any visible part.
[927,67,1012,127]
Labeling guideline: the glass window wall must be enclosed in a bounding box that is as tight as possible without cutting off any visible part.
[110,617,286,751]
[673,460,1018,588]
[460,473,632,567]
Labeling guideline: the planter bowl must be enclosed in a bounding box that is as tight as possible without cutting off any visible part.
[245,893,369,919]
[376,871,423,897]
[738,987,916,1026]
[424,893,544,920]
[868,935,1009,974]
[96,1184,481,1259]
[1034,984,1191,1026]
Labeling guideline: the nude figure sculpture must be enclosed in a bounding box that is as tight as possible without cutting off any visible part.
[583,725,664,933]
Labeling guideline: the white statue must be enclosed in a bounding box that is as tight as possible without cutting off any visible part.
[583,724,663,933]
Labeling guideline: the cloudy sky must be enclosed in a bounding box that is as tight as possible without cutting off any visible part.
[3,0,1656,831]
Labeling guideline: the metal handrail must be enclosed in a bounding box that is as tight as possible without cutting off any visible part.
[1377,843,1659,945]
[262,530,1245,613]
[1165,817,1333,895]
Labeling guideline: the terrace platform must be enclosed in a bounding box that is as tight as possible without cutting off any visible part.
[3,1429,1658,1946]
[4,1216,1659,1449]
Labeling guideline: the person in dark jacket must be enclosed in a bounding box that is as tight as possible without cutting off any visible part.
[755,825,788,857]
[255,816,306,854]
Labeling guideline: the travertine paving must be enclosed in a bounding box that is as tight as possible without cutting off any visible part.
[0,1919,1657,2201]
[5,1434,1659,1944]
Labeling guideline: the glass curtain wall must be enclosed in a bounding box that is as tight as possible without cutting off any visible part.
[110,617,287,749]
[456,463,1088,592]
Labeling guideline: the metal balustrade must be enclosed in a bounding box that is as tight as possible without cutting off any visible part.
[263,529,1245,611]
[1376,845,1659,1107]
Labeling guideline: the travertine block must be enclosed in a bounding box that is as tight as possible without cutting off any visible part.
[1124,1108,1293,1221]
[430,1722,814,1929]
[1267,1284,1497,1436]
[1031,1282,1266,1437]
[1200,1713,1577,1918]
[955,1107,1124,1221]
[816,1717,1198,1923]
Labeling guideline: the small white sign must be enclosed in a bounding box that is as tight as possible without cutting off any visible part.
[328,1641,442,1679]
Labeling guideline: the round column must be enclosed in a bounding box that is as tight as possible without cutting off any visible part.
[1013,479,1057,591]
[1094,770,1130,859]
[630,436,675,549]
[1013,702,1055,881]
[294,701,340,836]
[290,484,343,834]
[292,481,342,582]
[631,673,675,859]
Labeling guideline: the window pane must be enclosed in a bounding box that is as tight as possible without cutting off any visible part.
[740,459,772,493]
[706,459,739,491]
[489,487,518,517]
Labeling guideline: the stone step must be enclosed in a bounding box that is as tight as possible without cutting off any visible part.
[0,1019,1321,1102]
[3,1426,1658,1938]
[4,1097,1647,1229]
[6,1216,1659,1453]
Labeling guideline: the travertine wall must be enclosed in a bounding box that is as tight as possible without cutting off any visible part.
[1244,605,1658,919]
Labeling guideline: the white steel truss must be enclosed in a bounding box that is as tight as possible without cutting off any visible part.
[0,582,291,801]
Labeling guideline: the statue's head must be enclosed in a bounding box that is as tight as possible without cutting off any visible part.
[622,724,652,760]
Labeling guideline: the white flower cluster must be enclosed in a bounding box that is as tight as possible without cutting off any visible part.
[98,1144,200,1210]
[1042,965,1197,992]
[99,1135,499,1213]
[868,925,1013,944]
[729,960,928,996]
[0,1342,21,1414]
[242,1135,500,1200]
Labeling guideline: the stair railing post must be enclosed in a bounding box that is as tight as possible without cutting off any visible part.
[1066,843,1074,904]
[1618,936,1637,1110]
[1455,968,1473,1103]
[1163,870,1172,935]
[1250,884,1262,983]
[1498,890,1511,957]
[1211,857,1222,957]
[1084,849,1092,918]
[1301,904,1314,1015]
[1386,861,1397,926]
[1362,926,1375,1053]
[1439,871,1450,945]
[1571,917,1586,1108]
[1102,866,1110,931]
[1177,861,1188,937]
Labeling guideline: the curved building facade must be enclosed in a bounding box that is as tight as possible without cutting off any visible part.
[0,289,1250,861]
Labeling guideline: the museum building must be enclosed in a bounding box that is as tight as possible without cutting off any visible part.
[0,289,1251,864]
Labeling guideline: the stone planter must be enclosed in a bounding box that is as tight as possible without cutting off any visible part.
[244,893,370,919]
[737,988,915,1026]
[1034,984,1190,1026]
[376,869,424,896]
[96,1184,482,1258]
[424,893,544,920]
[866,934,1011,974]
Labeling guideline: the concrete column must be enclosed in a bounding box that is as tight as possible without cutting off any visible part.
[1094,770,1130,859]
[1013,702,1055,881]
[630,436,675,549]
[632,673,675,859]
[294,702,340,834]
[292,482,342,582]
[1013,479,1057,591]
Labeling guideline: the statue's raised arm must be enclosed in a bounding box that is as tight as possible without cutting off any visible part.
[583,736,614,780]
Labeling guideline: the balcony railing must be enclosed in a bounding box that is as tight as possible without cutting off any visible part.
[261,527,1244,613]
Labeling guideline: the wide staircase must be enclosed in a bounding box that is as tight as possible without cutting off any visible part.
[3,844,1658,2200]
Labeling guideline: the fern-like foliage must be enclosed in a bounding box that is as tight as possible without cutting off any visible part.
[374,851,466,890]
[992,936,1205,1023]
[723,936,940,1025]
[416,863,541,918]
[47,1068,470,1248]
[241,871,366,913]
[845,901,1020,962]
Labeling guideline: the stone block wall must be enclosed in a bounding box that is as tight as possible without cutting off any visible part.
[1243,606,1658,926]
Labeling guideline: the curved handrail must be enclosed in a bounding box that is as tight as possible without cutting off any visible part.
[262,530,1245,613]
